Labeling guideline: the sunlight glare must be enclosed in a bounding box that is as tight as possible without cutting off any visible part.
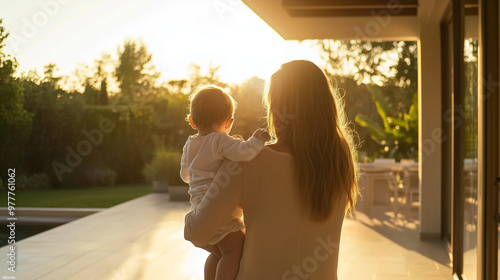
[2,0,323,85]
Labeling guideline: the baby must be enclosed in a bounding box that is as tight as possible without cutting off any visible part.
[180,86,270,280]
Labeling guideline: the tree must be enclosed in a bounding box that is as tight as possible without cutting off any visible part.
[0,19,33,179]
[83,83,99,105]
[355,86,418,161]
[21,66,88,184]
[320,41,417,84]
[332,76,379,159]
[115,39,159,103]
[62,52,117,95]
[187,63,228,94]
[98,79,109,105]
[230,76,267,138]
[165,79,189,95]
[43,63,62,86]
[319,40,418,159]
[94,52,115,90]
[320,40,417,113]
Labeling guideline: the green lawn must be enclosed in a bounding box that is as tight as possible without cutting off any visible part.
[0,184,153,208]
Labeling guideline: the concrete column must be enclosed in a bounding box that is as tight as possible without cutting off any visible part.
[418,18,443,240]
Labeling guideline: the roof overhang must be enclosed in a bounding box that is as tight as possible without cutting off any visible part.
[242,0,420,40]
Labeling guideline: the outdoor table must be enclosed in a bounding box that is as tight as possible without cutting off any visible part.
[357,160,419,215]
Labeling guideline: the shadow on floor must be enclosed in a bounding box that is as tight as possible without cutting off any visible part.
[354,205,451,267]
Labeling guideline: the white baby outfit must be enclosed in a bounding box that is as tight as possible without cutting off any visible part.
[180,132,265,245]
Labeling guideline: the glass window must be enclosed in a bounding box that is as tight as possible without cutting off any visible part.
[462,11,479,279]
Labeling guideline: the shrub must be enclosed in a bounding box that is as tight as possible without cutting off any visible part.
[17,173,51,190]
[84,167,117,186]
[143,150,185,185]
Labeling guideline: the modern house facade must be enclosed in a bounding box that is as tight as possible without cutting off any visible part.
[242,0,500,279]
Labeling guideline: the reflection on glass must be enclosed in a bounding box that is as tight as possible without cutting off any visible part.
[462,37,478,279]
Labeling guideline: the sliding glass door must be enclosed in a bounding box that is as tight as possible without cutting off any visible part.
[441,0,499,278]
[478,0,499,279]
[462,7,478,278]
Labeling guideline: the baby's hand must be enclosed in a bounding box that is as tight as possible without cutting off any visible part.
[252,129,271,143]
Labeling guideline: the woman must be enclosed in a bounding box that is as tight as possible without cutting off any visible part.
[184,60,359,279]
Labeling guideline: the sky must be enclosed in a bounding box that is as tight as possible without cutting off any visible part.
[0,0,323,84]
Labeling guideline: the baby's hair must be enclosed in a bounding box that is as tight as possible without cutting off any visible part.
[189,86,236,129]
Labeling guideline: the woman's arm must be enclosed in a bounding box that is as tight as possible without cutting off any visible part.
[184,160,245,246]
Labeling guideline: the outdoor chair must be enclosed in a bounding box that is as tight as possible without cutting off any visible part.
[387,162,419,221]
[402,166,420,218]
[386,171,404,220]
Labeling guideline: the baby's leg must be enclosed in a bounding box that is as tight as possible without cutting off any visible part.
[205,246,221,280]
[215,230,245,280]
[205,253,220,280]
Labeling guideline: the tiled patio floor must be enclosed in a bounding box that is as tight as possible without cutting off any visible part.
[342,207,451,280]
[0,194,452,279]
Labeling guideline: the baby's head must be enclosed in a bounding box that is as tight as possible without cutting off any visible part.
[188,86,236,134]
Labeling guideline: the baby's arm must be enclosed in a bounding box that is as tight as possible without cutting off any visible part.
[216,129,270,162]
[180,145,190,184]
